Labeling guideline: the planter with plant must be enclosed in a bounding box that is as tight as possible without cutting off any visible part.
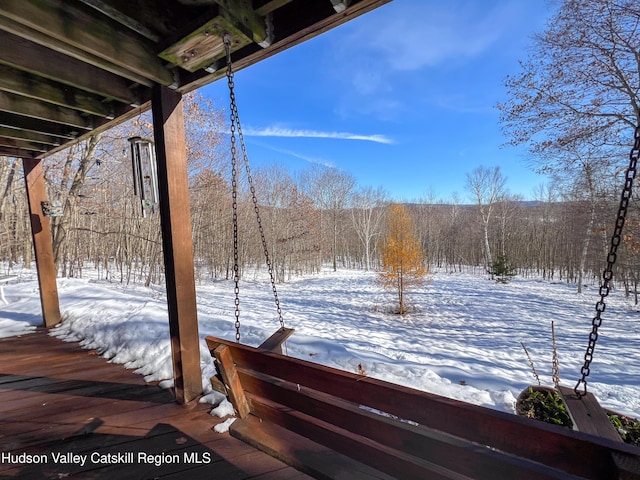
[517,323,640,446]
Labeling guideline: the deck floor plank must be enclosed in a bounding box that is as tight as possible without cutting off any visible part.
[0,329,312,479]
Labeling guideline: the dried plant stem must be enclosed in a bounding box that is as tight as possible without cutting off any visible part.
[521,341,541,386]
[551,321,560,388]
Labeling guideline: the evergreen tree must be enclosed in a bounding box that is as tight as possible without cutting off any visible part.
[488,255,517,283]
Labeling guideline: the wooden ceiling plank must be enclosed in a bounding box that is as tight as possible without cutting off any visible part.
[254,0,295,16]
[0,137,49,153]
[0,146,36,159]
[0,64,114,119]
[35,101,153,160]
[0,127,61,146]
[77,0,161,42]
[0,31,139,105]
[0,0,174,86]
[0,112,82,139]
[83,0,198,41]
[0,15,155,88]
[0,91,94,130]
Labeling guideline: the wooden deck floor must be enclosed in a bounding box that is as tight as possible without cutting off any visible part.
[0,329,311,479]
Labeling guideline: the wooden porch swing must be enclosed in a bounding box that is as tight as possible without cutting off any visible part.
[206,35,640,479]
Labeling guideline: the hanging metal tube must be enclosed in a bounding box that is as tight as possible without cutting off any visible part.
[128,136,159,217]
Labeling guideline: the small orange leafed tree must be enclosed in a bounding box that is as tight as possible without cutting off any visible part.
[378,203,427,314]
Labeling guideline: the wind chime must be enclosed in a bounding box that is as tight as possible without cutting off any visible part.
[41,201,63,217]
[128,136,159,217]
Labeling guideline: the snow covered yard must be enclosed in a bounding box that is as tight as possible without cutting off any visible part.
[1,267,638,418]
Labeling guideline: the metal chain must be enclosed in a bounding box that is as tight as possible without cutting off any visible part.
[574,125,640,397]
[224,35,285,336]
[225,34,241,342]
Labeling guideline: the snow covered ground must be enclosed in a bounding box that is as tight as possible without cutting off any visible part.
[1,267,639,418]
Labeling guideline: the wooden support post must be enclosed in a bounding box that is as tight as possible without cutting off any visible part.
[152,85,202,404]
[22,158,61,327]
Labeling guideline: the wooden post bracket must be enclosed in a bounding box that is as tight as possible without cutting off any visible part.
[558,386,640,477]
[209,328,295,394]
[558,386,622,442]
[213,344,250,418]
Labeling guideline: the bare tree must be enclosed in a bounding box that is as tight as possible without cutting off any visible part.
[0,157,26,268]
[565,153,610,292]
[442,193,466,270]
[350,186,388,271]
[46,134,101,273]
[495,193,524,258]
[465,166,507,268]
[498,0,640,283]
[184,91,226,175]
[0,158,16,224]
[300,165,355,271]
[190,168,231,279]
[499,0,640,161]
[253,165,321,280]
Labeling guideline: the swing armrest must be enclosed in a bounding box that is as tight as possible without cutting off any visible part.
[258,327,295,354]
[209,328,295,395]
[558,386,623,442]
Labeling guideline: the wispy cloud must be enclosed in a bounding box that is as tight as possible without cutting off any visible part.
[258,143,335,168]
[243,126,394,145]
[346,2,516,72]
[328,1,521,119]
[425,93,495,115]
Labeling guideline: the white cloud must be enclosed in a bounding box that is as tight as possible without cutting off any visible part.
[328,1,524,118]
[350,1,518,71]
[243,126,394,144]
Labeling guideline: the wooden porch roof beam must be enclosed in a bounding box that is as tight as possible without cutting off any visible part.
[0,0,174,86]
[0,64,116,120]
[29,102,151,160]
[0,91,95,130]
[0,137,50,153]
[0,127,62,146]
[254,0,295,16]
[0,31,139,105]
[0,112,84,140]
[0,146,36,159]
[77,0,161,42]
[0,16,156,90]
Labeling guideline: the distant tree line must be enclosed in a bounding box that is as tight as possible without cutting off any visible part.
[2,0,639,301]
[2,132,638,300]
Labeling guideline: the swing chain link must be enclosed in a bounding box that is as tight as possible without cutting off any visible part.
[225,34,241,342]
[224,35,285,341]
[574,124,640,397]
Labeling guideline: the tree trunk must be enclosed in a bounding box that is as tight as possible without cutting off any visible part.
[0,160,16,225]
[577,165,596,294]
[52,134,101,273]
[482,216,493,268]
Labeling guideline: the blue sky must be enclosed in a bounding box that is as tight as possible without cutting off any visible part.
[200,0,554,202]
